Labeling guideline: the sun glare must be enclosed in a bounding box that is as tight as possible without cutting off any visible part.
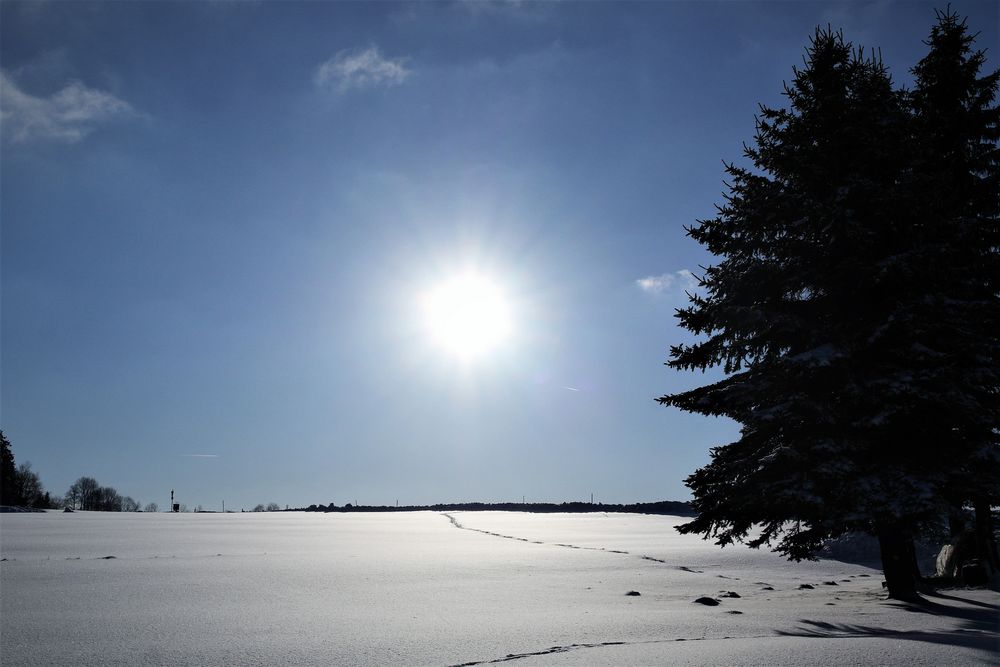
[421,272,513,361]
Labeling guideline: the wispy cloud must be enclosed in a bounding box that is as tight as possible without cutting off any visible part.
[0,70,135,143]
[314,46,411,93]
[636,269,698,296]
[180,454,219,458]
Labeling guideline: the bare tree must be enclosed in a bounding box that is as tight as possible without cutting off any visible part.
[144,502,158,513]
[64,481,81,510]
[94,486,123,512]
[253,504,265,512]
[13,462,43,507]
[265,502,280,512]
[122,496,141,512]
[70,477,100,510]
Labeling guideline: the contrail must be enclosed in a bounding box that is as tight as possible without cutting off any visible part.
[562,386,580,392]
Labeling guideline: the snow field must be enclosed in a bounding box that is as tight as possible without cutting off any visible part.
[1,510,996,666]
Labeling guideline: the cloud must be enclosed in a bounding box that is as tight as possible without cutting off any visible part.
[314,46,411,93]
[636,269,698,296]
[0,70,135,143]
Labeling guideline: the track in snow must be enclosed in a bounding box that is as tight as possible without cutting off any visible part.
[440,512,712,576]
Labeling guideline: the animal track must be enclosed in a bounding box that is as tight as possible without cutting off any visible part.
[441,513,683,568]
[448,634,772,666]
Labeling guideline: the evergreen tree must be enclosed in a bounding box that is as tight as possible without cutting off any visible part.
[907,8,1000,576]
[659,28,941,599]
[1,431,18,506]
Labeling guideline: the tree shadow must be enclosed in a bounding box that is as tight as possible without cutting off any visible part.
[776,593,999,655]
[923,589,999,611]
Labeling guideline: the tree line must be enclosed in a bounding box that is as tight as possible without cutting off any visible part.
[659,9,998,600]
[252,503,282,512]
[297,500,695,515]
[63,476,156,513]
[1,431,156,512]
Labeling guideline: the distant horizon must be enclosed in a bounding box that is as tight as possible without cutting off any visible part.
[28,497,694,513]
[151,495,695,513]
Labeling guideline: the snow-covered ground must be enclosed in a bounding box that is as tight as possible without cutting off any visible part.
[1,511,996,666]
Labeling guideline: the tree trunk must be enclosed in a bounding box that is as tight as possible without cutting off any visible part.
[877,522,920,600]
[973,496,1000,576]
[948,507,967,541]
[904,533,921,580]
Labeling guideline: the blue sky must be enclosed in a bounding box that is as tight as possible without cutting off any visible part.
[2,1,996,511]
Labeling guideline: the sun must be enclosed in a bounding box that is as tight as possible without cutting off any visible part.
[420,271,513,361]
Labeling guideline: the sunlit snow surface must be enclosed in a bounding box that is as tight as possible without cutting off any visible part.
[2,511,997,666]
